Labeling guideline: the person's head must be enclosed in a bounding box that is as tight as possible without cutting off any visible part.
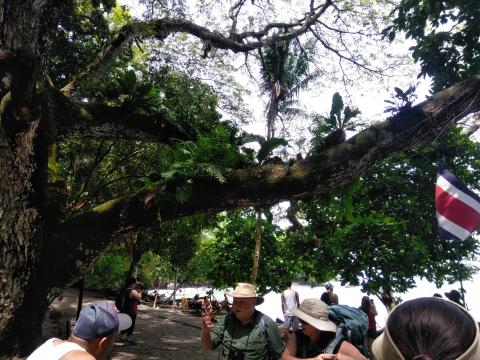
[226,283,264,323]
[372,297,480,360]
[292,298,337,340]
[325,282,333,292]
[125,277,137,288]
[444,289,463,305]
[135,281,145,291]
[432,293,443,298]
[71,302,132,359]
[285,281,292,288]
[360,296,371,312]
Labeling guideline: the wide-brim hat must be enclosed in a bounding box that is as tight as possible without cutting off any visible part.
[372,298,480,360]
[225,283,264,305]
[292,298,337,333]
[445,289,462,302]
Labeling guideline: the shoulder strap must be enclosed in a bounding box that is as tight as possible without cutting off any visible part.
[323,324,346,355]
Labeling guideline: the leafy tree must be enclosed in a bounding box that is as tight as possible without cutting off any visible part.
[86,248,131,289]
[293,127,480,302]
[194,209,298,295]
[1,0,480,356]
[384,0,480,92]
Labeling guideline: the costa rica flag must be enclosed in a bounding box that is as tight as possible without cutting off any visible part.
[435,166,480,241]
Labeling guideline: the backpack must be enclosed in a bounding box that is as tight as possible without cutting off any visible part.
[326,304,369,357]
[115,288,133,312]
[115,290,126,311]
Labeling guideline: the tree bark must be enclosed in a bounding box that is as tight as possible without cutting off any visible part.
[0,1,67,355]
[251,209,262,284]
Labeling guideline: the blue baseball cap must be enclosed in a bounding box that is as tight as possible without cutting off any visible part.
[73,302,132,340]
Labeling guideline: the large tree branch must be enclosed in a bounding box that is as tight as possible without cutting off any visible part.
[52,75,480,286]
[61,0,333,95]
[53,92,197,142]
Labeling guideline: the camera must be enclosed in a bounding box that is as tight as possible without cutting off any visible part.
[228,350,245,360]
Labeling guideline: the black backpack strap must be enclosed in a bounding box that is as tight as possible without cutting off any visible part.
[323,324,346,354]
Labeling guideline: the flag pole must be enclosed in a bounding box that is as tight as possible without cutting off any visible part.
[454,239,467,308]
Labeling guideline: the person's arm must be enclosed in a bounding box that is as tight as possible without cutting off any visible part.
[281,292,286,312]
[338,341,367,360]
[281,333,335,360]
[201,312,225,351]
[201,313,215,351]
[330,293,339,305]
[130,289,142,300]
[295,291,300,308]
[281,332,300,360]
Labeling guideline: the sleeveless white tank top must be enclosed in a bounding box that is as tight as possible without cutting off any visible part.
[27,338,86,359]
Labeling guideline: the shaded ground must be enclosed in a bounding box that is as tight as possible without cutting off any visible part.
[41,288,218,360]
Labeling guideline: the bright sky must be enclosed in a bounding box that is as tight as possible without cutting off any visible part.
[117,0,480,321]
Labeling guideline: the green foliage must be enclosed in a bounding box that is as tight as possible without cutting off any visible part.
[259,40,316,101]
[86,249,130,289]
[294,127,480,296]
[384,0,480,91]
[384,85,417,114]
[193,209,298,294]
[137,251,162,287]
[50,0,119,88]
[256,138,289,164]
[310,92,361,150]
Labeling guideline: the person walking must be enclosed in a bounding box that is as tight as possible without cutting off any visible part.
[281,281,301,336]
[201,282,284,359]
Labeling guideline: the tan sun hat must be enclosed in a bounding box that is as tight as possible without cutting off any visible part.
[372,298,480,360]
[225,283,264,305]
[292,298,337,333]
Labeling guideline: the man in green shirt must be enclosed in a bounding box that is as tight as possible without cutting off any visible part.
[201,283,284,360]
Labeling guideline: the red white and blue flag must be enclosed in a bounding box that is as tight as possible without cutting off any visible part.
[435,167,480,241]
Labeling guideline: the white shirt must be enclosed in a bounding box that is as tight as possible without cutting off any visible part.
[282,289,298,316]
[27,338,86,360]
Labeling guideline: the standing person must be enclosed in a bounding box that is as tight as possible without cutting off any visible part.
[359,296,377,353]
[444,289,464,307]
[320,283,338,306]
[281,298,367,360]
[120,277,143,344]
[281,281,301,336]
[201,282,284,359]
[372,297,480,359]
[28,302,131,360]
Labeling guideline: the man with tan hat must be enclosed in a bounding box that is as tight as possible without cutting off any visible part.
[201,282,284,359]
[281,298,366,360]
